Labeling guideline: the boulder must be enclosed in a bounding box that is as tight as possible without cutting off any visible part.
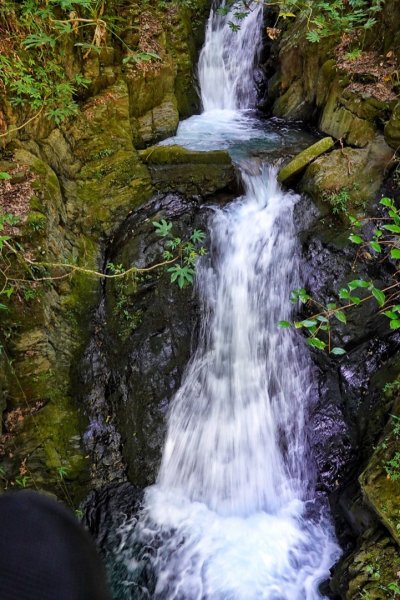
[301,134,394,209]
[139,144,237,196]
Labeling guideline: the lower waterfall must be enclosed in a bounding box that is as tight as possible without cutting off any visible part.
[117,158,341,599]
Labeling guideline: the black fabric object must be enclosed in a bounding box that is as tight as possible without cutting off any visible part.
[0,490,111,600]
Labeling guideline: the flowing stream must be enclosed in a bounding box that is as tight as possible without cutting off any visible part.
[118,2,341,598]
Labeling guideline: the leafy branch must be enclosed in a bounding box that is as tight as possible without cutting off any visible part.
[279,197,400,355]
[0,212,206,329]
[217,0,383,42]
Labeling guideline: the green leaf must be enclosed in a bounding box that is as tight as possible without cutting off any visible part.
[306,30,321,43]
[383,224,400,233]
[349,215,361,228]
[0,303,8,310]
[306,337,326,350]
[278,320,291,328]
[391,248,400,259]
[331,347,346,355]
[190,229,206,244]
[327,303,337,310]
[335,310,347,324]
[0,172,11,180]
[380,197,394,208]
[348,279,369,290]
[167,265,195,289]
[153,219,172,237]
[339,288,350,300]
[384,311,398,319]
[349,234,363,244]
[372,287,386,307]
[370,241,381,253]
[301,319,318,328]
[316,315,329,323]
[390,320,400,330]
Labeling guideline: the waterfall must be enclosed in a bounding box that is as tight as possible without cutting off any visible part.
[198,0,264,110]
[157,169,310,516]
[119,2,341,598]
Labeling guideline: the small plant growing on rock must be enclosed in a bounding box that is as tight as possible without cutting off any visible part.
[324,189,351,214]
[153,219,206,289]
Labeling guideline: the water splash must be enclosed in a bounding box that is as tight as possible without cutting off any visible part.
[199,0,264,111]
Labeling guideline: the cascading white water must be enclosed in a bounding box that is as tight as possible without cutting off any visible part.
[123,168,340,599]
[198,0,264,110]
[118,2,341,598]
[157,169,309,517]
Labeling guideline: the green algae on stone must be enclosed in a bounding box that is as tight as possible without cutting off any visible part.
[331,530,400,599]
[139,144,236,197]
[140,145,232,165]
[301,135,394,210]
[385,101,400,150]
[277,137,334,184]
[360,403,400,548]
[319,81,377,148]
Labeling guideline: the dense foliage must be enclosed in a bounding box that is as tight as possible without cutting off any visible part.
[220,0,384,42]
[0,0,190,131]
[279,197,400,355]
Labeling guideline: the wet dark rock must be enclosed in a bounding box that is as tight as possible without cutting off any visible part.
[82,482,148,599]
[77,189,233,490]
[82,482,143,550]
[78,153,400,599]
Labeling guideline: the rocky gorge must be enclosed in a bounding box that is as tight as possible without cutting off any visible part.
[1,0,400,598]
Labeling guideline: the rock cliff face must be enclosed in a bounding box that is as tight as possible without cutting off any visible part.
[266,5,400,595]
[0,0,211,502]
[1,2,400,597]
[266,2,399,210]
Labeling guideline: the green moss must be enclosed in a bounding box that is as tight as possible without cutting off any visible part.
[385,101,400,150]
[0,385,89,504]
[277,137,334,183]
[139,145,236,196]
[301,135,394,211]
[26,211,47,234]
[360,397,400,547]
[337,533,400,599]
[140,144,232,165]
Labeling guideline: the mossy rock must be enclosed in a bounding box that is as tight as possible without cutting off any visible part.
[271,20,338,120]
[140,145,232,165]
[331,529,400,599]
[139,144,237,197]
[0,391,90,504]
[136,93,179,147]
[277,137,334,183]
[385,101,400,150]
[319,79,376,148]
[360,400,400,548]
[301,135,394,211]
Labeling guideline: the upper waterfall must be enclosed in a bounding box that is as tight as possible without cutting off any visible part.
[198,0,264,111]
